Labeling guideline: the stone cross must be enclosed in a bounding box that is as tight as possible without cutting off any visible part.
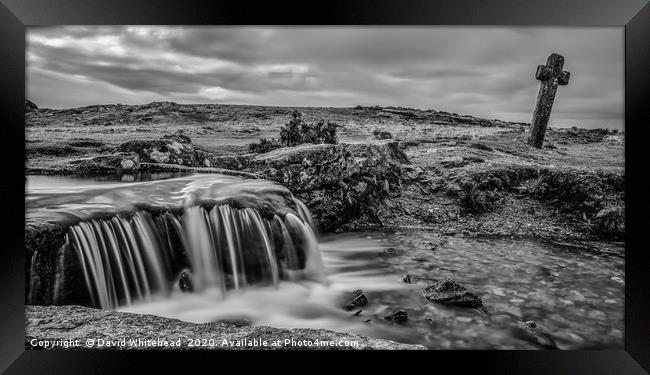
[527,53,570,148]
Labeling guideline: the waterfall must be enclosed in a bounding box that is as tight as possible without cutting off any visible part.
[64,202,322,309]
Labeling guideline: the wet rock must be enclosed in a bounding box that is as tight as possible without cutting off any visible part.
[422,279,483,308]
[379,247,404,257]
[510,320,558,349]
[178,271,193,293]
[25,305,426,350]
[419,237,446,250]
[401,274,412,283]
[384,310,408,323]
[342,290,368,311]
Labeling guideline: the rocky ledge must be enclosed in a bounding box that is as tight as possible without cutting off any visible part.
[247,140,405,231]
[25,305,425,350]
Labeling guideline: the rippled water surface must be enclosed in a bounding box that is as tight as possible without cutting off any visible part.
[122,230,624,349]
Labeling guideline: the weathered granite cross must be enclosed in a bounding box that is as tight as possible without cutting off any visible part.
[527,53,570,148]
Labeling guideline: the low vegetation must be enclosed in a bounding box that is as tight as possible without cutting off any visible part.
[249,109,340,153]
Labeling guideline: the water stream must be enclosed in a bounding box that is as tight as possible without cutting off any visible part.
[26,174,624,349]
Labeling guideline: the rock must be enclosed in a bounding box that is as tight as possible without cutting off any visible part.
[592,205,624,237]
[510,320,558,349]
[178,271,193,293]
[378,247,404,257]
[247,142,404,231]
[531,168,624,239]
[384,310,408,323]
[25,305,426,350]
[401,274,412,284]
[422,279,483,308]
[117,134,198,166]
[342,290,368,311]
[68,152,140,174]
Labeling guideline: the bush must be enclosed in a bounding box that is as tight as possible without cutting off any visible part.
[249,109,340,153]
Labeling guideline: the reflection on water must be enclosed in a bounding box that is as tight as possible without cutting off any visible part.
[27,172,193,189]
[121,230,624,350]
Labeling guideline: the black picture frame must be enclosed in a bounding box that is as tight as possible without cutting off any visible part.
[2,0,649,373]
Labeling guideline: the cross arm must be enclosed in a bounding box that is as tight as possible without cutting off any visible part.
[535,65,554,81]
[558,70,570,85]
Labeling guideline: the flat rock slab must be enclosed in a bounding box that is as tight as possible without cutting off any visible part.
[26,305,426,350]
[422,279,483,308]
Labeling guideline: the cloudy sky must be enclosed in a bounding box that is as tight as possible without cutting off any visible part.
[27,26,623,129]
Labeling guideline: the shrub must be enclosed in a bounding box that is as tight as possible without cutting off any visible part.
[250,109,340,153]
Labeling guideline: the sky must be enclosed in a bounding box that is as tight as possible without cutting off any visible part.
[27,26,624,129]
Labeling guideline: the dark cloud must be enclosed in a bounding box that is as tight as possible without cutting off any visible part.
[27,26,623,129]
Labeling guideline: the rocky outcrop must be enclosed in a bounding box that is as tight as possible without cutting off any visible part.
[247,140,405,231]
[422,279,483,308]
[67,152,140,174]
[530,168,625,238]
[25,305,426,350]
[117,132,198,166]
[116,131,254,171]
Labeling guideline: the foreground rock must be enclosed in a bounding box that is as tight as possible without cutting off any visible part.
[26,305,425,350]
[117,130,254,169]
[422,279,483,308]
[247,140,405,231]
[341,290,369,311]
[384,310,408,323]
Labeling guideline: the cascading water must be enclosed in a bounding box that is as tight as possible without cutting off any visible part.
[62,205,321,309]
[26,174,325,310]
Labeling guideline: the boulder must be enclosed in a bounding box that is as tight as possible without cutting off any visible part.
[422,279,483,308]
[117,138,197,166]
[247,141,404,231]
[341,290,369,311]
[384,310,408,323]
